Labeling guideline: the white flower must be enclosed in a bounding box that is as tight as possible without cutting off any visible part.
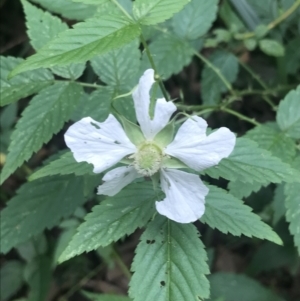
[65,69,236,223]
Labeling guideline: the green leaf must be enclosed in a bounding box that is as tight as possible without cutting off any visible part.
[0,261,24,301]
[31,0,96,20]
[91,39,141,89]
[172,0,218,40]
[245,124,296,163]
[0,56,54,106]
[209,272,284,301]
[201,50,239,105]
[284,156,300,254]
[22,0,85,79]
[1,82,82,184]
[205,138,300,185]
[10,15,141,76]
[228,180,262,199]
[276,86,300,139]
[272,184,286,225]
[0,175,88,254]
[82,291,131,301]
[24,255,52,301]
[259,39,285,57]
[133,0,190,25]
[72,88,112,122]
[129,215,210,301]
[59,182,157,262]
[0,103,17,130]
[200,186,282,245]
[141,33,194,79]
[29,152,93,180]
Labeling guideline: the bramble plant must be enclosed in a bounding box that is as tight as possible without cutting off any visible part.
[0,0,300,301]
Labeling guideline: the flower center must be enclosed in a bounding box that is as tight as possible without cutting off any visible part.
[133,142,163,176]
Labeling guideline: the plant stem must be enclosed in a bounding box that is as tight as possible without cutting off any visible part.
[140,35,170,101]
[221,107,260,126]
[238,61,277,109]
[193,51,235,95]
[112,248,132,280]
[235,0,300,40]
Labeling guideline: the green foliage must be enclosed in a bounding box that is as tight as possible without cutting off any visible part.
[276,86,300,139]
[0,261,24,301]
[133,0,190,25]
[205,138,300,184]
[0,175,87,254]
[30,0,96,20]
[201,50,239,105]
[22,0,85,79]
[72,88,112,122]
[10,15,141,76]
[284,156,300,254]
[82,292,131,301]
[172,0,219,40]
[29,152,93,180]
[228,180,262,199]
[272,184,286,225]
[209,273,284,301]
[1,82,82,184]
[129,215,210,301]
[59,182,157,262]
[141,33,194,79]
[91,39,141,89]
[0,56,54,106]
[24,255,52,301]
[245,124,296,163]
[259,39,285,57]
[201,186,282,245]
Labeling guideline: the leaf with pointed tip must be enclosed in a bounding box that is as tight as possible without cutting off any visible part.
[22,0,85,79]
[276,86,300,139]
[0,175,87,254]
[141,33,194,79]
[172,0,219,40]
[129,215,210,301]
[205,138,300,184]
[201,186,283,245]
[133,0,190,25]
[59,182,157,262]
[31,0,96,20]
[1,82,82,184]
[10,15,141,77]
[29,152,93,180]
[0,56,54,106]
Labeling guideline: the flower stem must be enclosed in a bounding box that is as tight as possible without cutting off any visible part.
[140,34,170,101]
[234,0,300,40]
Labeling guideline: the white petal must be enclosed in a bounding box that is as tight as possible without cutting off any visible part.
[151,98,177,138]
[97,166,140,196]
[165,117,236,171]
[132,69,154,138]
[132,69,176,139]
[156,169,208,223]
[65,115,136,173]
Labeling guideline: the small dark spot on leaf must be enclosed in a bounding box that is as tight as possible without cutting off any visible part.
[160,281,166,287]
[146,239,155,244]
[90,122,100,129]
